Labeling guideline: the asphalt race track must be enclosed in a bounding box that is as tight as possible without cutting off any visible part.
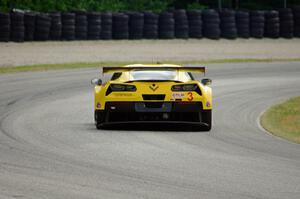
[0,62,299,199]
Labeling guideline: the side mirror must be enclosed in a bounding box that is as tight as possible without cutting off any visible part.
[91,78,102,86]
[201,78,212,86]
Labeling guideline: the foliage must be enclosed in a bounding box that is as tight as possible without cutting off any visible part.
[187,2,208,10]
[0,0,300,13]
[0,0,174,12]
[125,0,174,13]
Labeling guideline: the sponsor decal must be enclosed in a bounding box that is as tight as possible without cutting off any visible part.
[172,93,184,98]
[97,102,101,108]
[187,92,193,101]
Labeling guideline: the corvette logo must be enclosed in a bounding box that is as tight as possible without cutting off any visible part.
[149,84,159,92]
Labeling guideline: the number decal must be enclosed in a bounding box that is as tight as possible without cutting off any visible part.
[187,92,193,101]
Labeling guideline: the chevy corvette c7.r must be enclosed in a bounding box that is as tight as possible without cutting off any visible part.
[91,64,212,131]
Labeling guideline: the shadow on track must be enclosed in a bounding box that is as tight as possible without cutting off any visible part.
[95,123,209,132]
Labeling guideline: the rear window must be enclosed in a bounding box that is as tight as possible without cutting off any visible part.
[130,70,177,81]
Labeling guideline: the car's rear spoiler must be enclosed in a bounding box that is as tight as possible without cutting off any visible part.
[102,66,206,74]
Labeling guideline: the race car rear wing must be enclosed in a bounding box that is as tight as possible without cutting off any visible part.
[102,65,206,75]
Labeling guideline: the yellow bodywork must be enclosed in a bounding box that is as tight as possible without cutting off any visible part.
[94,64,212,111]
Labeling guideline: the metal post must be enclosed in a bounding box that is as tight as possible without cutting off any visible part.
[284,0,287,8]
[218,0,222,10]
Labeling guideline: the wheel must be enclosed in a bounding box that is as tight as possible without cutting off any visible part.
[95,110,106,130]
[96,123,104,129]
[201,110,212,131]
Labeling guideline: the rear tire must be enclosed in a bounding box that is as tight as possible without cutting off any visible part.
[201,110,212,131]
[96,123,103,130]
[95,110,106,130]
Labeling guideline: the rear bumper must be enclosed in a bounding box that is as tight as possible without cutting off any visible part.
[105,101,203,112]
[95,102,210,126]
[98,121,209,128]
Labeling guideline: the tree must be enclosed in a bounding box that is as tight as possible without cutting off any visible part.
[232,0,239,9]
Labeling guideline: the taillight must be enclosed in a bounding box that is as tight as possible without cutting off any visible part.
[106,84,137,95]
[110,84,126,91]
[171,84,201,95]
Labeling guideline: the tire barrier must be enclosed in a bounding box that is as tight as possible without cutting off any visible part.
[220,9,237,39]
[174,9,189,39]
[202,9,220,39]
[87,12,101,40]
[250,10,265,38]
[187,10,202,38]
[293,6,300,37]
[1,9,300,42]
[49,12,62,40]
[236,10,250,38]
[159,12,175,39]
[264,10,280,38]
[24,12,35,41]
[0,12,10,42]
[113,13,129,39]
[75,11,87,40]
[143,11,158,39]
[35,13,51,41]
[101,12,113,40]
[61,12,75,40]
[128,11,144,39]
[10,11,24,42]
[279,8,294,38]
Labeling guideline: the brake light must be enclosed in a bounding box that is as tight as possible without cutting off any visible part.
[110,84,126,91]
[171,84,201,95]
[171,84,197,91]
[106,84,137,95]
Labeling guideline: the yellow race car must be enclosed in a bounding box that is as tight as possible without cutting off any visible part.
[91,64,212,131]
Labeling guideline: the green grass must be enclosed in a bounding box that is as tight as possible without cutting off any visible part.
[1,58,300,74]
[261,96,300,144]
[0,62,129,73]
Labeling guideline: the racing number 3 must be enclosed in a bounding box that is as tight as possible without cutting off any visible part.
[187,92,193,101]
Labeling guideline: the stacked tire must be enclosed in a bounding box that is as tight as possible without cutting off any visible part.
[250,11,265,38]
[158,12,174,39]
[35,13,51,41]
[101,12,113,40]
[293,6,300,37]
[61,13,75,40]
[264,11,280,38]
[219,9,237,39]
[10,12,24,42]
[187,10,202,38]
[75,11,87,40]
[279,8,294,38]
[49,12,62,40]
[24,12,35,41]
[128,12,144,39]
[0,13,10,42]
[88,12,101,40]
[236,10,250,38]
[143,11,159,39]
[202,9,220,39]
[173,9,189,39]
[112,13,129,39]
